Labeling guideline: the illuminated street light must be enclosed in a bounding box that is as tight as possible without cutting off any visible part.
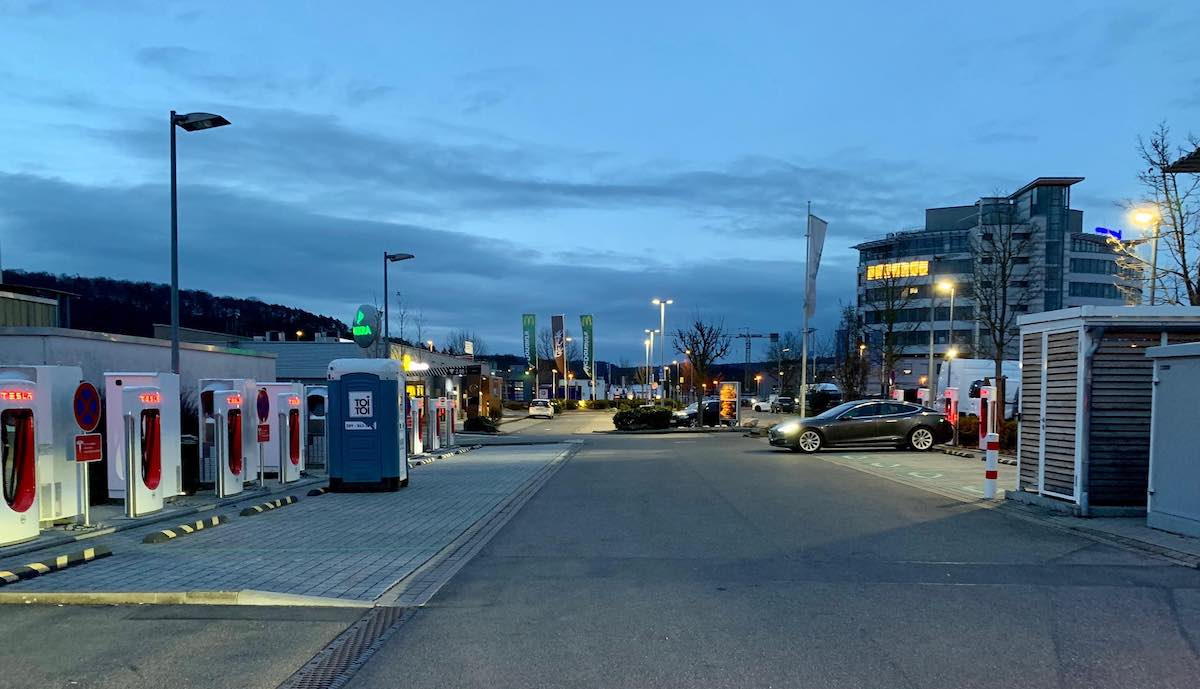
[1131,207,1163,304]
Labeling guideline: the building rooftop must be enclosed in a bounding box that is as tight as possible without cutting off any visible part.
[1008,176,1084,199]
[1166,147,1200,173]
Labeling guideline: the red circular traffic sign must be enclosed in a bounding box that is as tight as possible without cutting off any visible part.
[257,388,271,423]
[73,382,102,432]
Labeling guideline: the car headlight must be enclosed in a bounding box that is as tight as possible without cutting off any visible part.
[775,422,801,435]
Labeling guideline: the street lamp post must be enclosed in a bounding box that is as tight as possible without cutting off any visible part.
[933,280,956,403]
[1132,208,1161,304]
[652,298,673,394]
[383,252,415,358]
[945,347,959,444]
[644,329,659,399]
[671,360,679,401]
[169,110,230,374]
[643,337,652,400]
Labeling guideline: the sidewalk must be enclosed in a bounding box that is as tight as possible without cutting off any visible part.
[806,443,1200,568]
[0,443,578,605]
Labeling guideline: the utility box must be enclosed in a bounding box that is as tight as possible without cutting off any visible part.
[1145,342,1200,537]
[327,359,408,492]
[0,365,83,523]
[105,372,182,501]
[1014,306,1200,514]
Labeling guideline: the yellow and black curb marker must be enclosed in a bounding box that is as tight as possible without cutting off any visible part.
[0,546,113,587]
[306,486,328,497]
[143,515,228,544]
[240,495,299,516]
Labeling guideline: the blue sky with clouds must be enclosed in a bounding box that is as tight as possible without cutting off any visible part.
[1,0,1197,361]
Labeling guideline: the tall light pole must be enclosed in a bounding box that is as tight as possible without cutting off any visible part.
[643,337,652,399]
[383,252,414,358]
[169,110,230,374]
[1132,208,1160,304]
[671,359,679,401]
[652,298,673,393]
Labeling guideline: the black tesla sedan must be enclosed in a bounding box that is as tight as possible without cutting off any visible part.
[767,400,953,453]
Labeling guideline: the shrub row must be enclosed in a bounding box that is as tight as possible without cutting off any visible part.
[953,415,1018,450]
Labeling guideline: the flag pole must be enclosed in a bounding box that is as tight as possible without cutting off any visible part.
[800,201,810,419]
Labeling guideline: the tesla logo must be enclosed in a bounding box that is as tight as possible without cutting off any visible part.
[0,390,33,401]
[139,392,161,404]
[226,394,242,406]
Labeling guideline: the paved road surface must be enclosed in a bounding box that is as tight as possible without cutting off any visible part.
[349,431,1200,689]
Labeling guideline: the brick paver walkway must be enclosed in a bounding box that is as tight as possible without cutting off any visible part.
[1,444,571,602]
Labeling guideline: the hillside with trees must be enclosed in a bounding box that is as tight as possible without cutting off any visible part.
[2,270,347,340]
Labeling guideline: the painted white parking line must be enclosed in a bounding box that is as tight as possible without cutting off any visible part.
[870,462,902,468]
[907,471,944,479]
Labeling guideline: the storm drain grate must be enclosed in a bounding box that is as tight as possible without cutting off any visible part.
[277,606,414,689]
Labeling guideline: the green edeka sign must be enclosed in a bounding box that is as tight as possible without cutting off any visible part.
[352,304,380,349]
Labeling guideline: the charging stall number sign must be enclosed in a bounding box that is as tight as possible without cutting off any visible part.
[345,391,374,430]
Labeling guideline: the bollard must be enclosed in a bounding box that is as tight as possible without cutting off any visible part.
[983,432,999,499]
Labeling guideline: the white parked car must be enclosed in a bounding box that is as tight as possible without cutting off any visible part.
[751,398,772,412]
[528,399,555,419]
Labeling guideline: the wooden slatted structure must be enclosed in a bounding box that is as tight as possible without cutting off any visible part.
[1016,307,1200,510]
[1018,333,1042,491]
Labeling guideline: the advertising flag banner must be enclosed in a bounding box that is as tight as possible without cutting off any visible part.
[580,314,594,378]
[805,214,828,320]
[522,314,537,368]
[552,314,567,377]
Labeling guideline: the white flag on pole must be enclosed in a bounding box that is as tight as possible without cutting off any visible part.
[805,214,828,320]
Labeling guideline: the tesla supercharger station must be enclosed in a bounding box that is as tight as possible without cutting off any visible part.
[272,392,303,483]
[916,388,930,406]
[943,387,959,445]
[256,382,304,482]
[409,397,424,455]
[0,366,82,524]
[425,396,440,452]
[439,397,455,447]
[304,385,327,470]
[0,378,39,546]
[118,385,165,517]
[327,359,408,491]
[978,385,997,450]
[199,378,256,485]
[212,390,246,498]
[891,389,904,401]
[105,372,182,501]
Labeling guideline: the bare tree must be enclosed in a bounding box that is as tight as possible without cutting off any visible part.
[1112,123,1200,304]
[414,310,426,345]
[393,291,409,343]
[672,314,732,394]
[971,196,1041,382]
[833,306,870,399]
[443,329,487,356]
[765,331,802,395]
[863,269,922,392]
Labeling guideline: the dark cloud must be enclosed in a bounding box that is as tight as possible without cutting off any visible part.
[0,172,851,359]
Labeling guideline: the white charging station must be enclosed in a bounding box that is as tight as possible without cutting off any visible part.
[212,389,245,498]
[199,378,256,485]
[256,382,304,482]
[0,378,39,546]
[117,385,165,517]
[409,397,424,455]
[276,392,303,483]
[978,385,997,450]
[0,366,83,523]
[105,372,181,500]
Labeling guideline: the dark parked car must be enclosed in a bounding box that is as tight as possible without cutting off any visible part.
[672,400,719,427]
[767,400,953,453]
[805,383,843,414]
[770,396,795,413]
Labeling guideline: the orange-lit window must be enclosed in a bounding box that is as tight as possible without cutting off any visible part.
[0,390,34,402]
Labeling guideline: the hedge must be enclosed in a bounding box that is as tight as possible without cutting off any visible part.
[612,406,672,431]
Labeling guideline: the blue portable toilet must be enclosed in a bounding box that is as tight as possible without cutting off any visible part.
[327,359,408,491]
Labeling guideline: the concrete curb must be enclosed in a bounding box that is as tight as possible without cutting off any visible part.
[0,546,112,587]
[0,589,372,607]
[142,515,228,544]
[0,475,325,560]
[935,445,1018,466]
[592,427,747,435]
[407,444,483,467]
[239,496,298,517]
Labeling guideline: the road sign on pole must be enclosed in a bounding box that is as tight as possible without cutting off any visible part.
[73,382,102,432]
[74,433,103,462]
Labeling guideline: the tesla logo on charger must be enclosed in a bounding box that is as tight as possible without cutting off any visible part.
[139,392,161,404]
[0,390,34,401]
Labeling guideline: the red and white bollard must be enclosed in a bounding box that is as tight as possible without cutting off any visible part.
[983,432,999,499]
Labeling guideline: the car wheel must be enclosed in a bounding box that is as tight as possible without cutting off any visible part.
[796,430,823,453]
[908,426,935,451]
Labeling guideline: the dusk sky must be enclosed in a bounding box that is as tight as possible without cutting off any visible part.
[1,1,1197,362]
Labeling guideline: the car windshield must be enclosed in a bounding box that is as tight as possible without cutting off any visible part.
[813,401,859,419]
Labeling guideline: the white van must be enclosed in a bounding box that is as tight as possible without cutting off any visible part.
[935,358,1020,417]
